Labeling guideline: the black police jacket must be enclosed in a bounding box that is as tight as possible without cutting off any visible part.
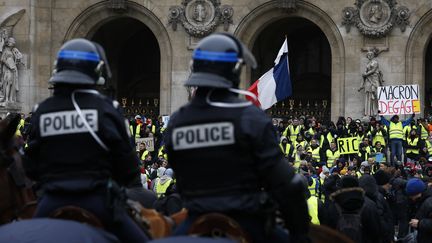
[23,87,141,188]
[165,88,309,236]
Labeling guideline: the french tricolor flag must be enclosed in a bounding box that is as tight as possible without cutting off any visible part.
[247,38,292,110]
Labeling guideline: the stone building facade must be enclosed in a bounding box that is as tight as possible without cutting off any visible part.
[1,0,432,121]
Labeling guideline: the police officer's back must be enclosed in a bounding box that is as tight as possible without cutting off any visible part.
[23,39,149,242]
[165,33,310,242]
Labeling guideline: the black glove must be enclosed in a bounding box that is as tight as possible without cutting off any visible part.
[412,113,415,118]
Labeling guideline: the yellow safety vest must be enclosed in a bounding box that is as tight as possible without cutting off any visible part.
[141,150,149,161]
[372,129,386,146]
[406,138,419,154]
[294,140,308,150]
[130,124,142,138]
[15,128,22,137]
[389,122,403,140]
[358,145,372,158]
[155,178,173,198]
[294,152,301,168]
[326,149,340,166]
[320,133,334,148]
[308,178,319,197]
[288,125,301,143]
[307,127,315,136]
[426,140,432,154]
[308,147,321,162]
[158,145,168,160]
[279,143,292,157]
[307,196,320,225]
[420,125,429,140]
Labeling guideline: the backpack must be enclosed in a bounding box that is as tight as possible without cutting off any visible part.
[334,202,364,243]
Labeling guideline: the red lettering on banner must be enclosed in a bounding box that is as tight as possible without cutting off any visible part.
[379,100,414,115]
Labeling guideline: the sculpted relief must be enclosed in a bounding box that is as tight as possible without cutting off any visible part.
[169,0,234,38]
[0,34,22,103]
[342,0,410,38]
[368,4,383,24]
[0,9,25,104]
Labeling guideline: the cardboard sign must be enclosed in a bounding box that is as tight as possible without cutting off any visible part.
[135,137,154,152]
[378,85,421,115]
[337,137,359,155]
[162,116,170,128]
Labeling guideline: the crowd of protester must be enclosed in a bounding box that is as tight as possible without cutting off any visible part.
[16,111,432,242]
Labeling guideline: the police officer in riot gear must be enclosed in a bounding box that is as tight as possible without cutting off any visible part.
[23,38,150,242]
[165,33,310,242]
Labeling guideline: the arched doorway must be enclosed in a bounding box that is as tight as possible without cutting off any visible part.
[406,9,432,118]
[90,17,161,118]
[235,1,345,121]
[251,17,331,121]
[63,1,172,115]
[425,40,432,116]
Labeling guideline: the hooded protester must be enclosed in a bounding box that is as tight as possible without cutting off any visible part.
[406,178,432,243]
[359,175,394,243]
[152,168,174,198]
[279,136,293,161]
[323,175,382,243]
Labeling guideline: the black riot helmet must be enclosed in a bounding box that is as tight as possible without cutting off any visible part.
[185,33,257,89]
[49,38,112,86]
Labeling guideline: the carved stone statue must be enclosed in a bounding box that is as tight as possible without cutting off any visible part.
[358,50,384,117]
[194,3,207,22]
[0,9,26,105]
[0,37,22,102]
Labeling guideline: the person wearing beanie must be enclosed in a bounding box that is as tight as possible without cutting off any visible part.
[322,175,382,243]
[406,178,432,243]
[406,178,426,199]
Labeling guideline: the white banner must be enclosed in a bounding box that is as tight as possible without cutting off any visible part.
[378,85,421,115]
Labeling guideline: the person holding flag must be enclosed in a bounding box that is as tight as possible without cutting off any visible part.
[248,37,292,109]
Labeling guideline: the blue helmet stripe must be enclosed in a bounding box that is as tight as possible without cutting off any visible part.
[58,50,100,62]
[193,50,238,62]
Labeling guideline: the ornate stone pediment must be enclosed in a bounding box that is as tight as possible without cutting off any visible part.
[342,0,410,38]
[168,0,234,38]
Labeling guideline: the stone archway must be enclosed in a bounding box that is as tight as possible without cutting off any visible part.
[406,9,432,117]
[63,1,172,115]
[235,1,345,121]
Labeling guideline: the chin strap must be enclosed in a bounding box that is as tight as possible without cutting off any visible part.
[205,88,258,108]
[71,89,109,151]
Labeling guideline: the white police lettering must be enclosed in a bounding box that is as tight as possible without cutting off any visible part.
[39,110,98,137]
[172,122,235,150]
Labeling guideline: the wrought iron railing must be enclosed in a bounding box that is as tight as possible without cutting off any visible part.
[267,98,330,122]
[119,97,159,119]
